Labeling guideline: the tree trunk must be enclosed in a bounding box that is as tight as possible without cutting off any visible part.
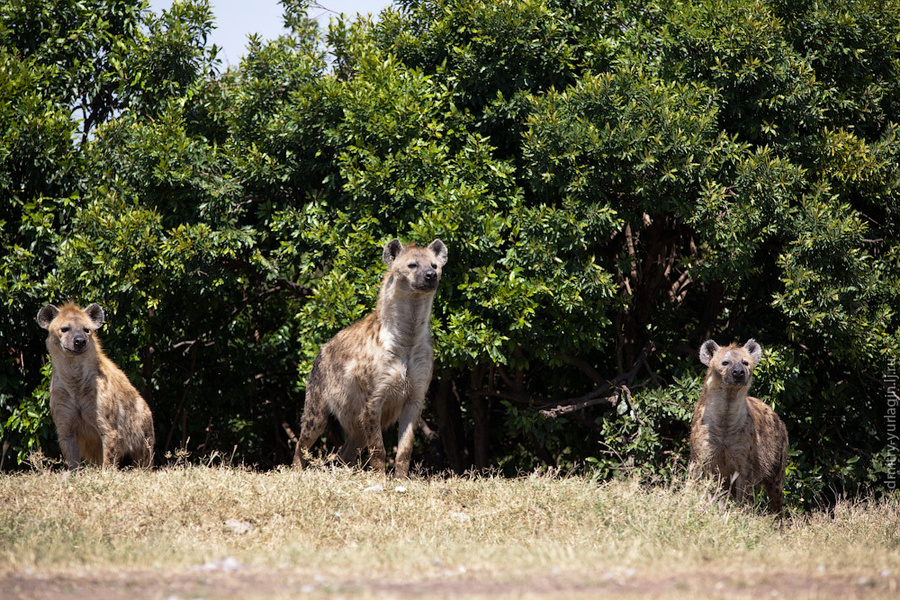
[432,376,467,473]
[470,365,490,470]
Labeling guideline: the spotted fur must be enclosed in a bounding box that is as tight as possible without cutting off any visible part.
[293,239,448,478]
[690,339,788,515]
[37,302,155,469]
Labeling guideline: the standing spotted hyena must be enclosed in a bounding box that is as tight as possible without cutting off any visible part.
[293,239,448,478]
[37,302,155,469]
[690,339,788,514]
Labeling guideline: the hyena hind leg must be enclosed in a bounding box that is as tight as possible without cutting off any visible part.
[101,431,123,468]
[131,438,154,468]
[338,430,366,465]
[764,479,785,517]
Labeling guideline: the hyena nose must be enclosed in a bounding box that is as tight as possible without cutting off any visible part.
[731,366,746,380]
[424,269,437,283]
[73,335,86,350]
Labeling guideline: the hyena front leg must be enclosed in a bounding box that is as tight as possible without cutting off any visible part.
[394,400,424,479]
[362,398,387,474]
[57,431,81,470]
[764,479,784,516]
[727,471,744,501]
[52,405,81,469]
[338,429,366,465]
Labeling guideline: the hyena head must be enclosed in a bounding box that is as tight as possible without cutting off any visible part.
[382,239,448,294]
[699,339,762,388]
[37,302,105,356]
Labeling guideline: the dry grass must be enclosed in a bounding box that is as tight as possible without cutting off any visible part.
[1,462,898,597]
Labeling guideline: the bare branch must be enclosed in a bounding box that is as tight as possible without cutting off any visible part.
[624,222,638,292]
[668,268,693,304]
[417,417,439,442]
[538,394,618,418]
[536,342,657,419]
[282,421,298,445]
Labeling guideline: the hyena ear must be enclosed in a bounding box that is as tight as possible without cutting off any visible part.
[699,340,719,366]
[36,304,59,329]
[84,303,105,329]
[428,239,448,266]
[743,339,762,365]
[383,239,403,266]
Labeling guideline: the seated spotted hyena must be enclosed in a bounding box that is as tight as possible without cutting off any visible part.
[293,239,448,478]
[690,339,788,515]
[37,302,155,469]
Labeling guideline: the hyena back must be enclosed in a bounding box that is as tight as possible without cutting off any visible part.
[293,239,448,478]
[37,302,155,469]
[690,339,788,515]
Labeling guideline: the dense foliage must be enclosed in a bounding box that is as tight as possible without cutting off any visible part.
[1,0,897,508]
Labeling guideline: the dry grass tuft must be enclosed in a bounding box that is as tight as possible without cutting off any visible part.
[1,463,897,583]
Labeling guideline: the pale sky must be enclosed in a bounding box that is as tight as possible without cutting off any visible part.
[148,1,394,66]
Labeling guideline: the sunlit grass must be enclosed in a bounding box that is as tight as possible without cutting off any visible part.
[1,461,897,582]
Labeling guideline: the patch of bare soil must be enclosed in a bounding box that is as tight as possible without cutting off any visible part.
[2,565,897,599]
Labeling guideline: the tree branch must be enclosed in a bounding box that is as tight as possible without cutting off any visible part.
[465,344,658,420]
[538,393,618,418]
[417,417,439,442]
[537,342,657,419]
[282,421,298,446]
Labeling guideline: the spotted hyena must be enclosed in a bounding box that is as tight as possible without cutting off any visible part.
[293,239,448,478]
[37,302,155,469]
[690,339,788,514]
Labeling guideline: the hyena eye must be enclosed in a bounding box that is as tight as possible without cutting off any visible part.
[407,262,418,269]
[431,263,437,269]
[722,360,730,366]
[742,360,749,366]
[60,326,70,333]
[83,328,91,334]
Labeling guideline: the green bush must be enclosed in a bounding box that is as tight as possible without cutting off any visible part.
[1,0,897,508]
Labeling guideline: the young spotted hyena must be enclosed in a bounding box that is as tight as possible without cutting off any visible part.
[293,239,448,478]
[37,302,155,469]
[690,339,788,515]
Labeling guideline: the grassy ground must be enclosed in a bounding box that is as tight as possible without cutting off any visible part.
[1,462,898,598]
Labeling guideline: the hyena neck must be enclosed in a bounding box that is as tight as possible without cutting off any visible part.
[701,373,750,429]
[51,346,100,388]
[376,281,435,349]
